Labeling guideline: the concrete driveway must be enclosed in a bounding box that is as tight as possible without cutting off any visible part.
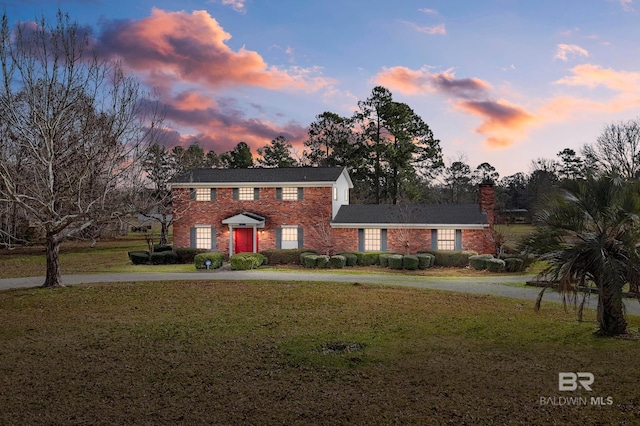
[2,269,639,316]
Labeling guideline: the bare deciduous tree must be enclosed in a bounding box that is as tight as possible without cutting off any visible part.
[582,118,640,180]
[0,11,159,287]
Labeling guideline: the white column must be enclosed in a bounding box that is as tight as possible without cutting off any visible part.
[228,225,234,257]
[253,225,257,253]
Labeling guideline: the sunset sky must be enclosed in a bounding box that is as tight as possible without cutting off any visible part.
[7,0,640,177]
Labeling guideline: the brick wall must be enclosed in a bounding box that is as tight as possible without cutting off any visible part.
[172,186,333,252]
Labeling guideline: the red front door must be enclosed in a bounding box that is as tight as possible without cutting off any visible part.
[234,228,256,253]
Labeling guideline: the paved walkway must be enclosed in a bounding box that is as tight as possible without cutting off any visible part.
[2,270,640,315]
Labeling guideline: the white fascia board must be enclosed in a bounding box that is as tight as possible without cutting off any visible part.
[330,223,489,229]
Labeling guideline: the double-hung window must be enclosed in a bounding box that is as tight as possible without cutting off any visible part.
[281,187,298,200]
[437,229,456,250]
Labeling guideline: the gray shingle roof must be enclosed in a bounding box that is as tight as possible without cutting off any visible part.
[171,167,346,183]
[332,204,488,225]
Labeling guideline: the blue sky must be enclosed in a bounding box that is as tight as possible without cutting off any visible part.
[6,0,640,177]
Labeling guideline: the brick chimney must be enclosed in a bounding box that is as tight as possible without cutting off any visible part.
[479,183,495,229]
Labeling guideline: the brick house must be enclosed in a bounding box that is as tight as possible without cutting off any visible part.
[171,167,495,256]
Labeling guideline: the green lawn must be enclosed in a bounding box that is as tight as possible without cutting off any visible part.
[1,280,638,424]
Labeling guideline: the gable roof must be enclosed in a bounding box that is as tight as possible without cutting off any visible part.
[332,204,489,228]
[171,167,348,184]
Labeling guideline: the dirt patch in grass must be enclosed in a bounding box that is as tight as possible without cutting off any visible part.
[1,280,639,424]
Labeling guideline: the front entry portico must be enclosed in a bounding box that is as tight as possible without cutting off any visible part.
[222,212,265,256]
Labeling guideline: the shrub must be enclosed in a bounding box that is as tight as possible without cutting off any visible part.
[150,252,167,265]
[175,247,208,264]
[416,253,435,269]
[261,248,311,265]
[469,254,494,270]
[388,254,404,270]
[194,252,225,270]
[403,255,419,270]
[153,245,173,253]
[354,251,381,266]
[328,255,346,268]
[163,251,178,264]
[230,253,266,270]
[339,252,358,267]
[418,250,477,267]
[300,251,318,264]
[379,253,393,268]
[303,254,318,268]
[485,258,506,272]
[128,251,150,265]
[316,255,330,268]
[504,257,525,272]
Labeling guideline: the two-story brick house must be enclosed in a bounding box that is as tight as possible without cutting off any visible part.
[171,167,495,256]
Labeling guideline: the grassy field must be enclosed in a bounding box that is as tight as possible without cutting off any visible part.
[1,280,639,424]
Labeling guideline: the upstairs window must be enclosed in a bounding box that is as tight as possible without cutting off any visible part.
[190,188,216,201]
[276,187,303,201]
[281,187,298,201]
[234,187,258,201]
[196,188,210,201]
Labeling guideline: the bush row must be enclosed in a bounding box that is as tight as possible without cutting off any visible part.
[128,247,210,265]
[379,253,435,270]
[468,254,526,272]
[127,250,179,265]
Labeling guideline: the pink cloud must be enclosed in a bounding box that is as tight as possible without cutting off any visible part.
[97,8,330,91]
[401,21,446,35]
[554,44,589,61]
[555,64,640,92]
[375,66,491,98]
[456,100,536,148]
[158,88,307,155]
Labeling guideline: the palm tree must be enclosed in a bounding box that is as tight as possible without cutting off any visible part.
[523,174,640,336]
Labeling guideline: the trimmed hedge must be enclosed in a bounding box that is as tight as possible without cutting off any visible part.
[416,253,435,269]
[388,254,404,270]
[329,255,346,268]
[128,251,150,265]
[261,248,312,265]
[339,252,358,267]
[150,251,178,265]
[300,251,318,265]
[194,252,225,270]
[230,253,266,270]
[153,245,173,253]
[353,251,381,266]
[303,254,318,268]
[379,253,393,268]
[504,257,525,272]
[485,258,506,272]
[402,255,419,270]
[175,247,208,264]
[469,254,494,270]
[418,250,477,267]
[316,255,330,268]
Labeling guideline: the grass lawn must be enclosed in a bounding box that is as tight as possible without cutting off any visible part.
[1,280,639,424]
